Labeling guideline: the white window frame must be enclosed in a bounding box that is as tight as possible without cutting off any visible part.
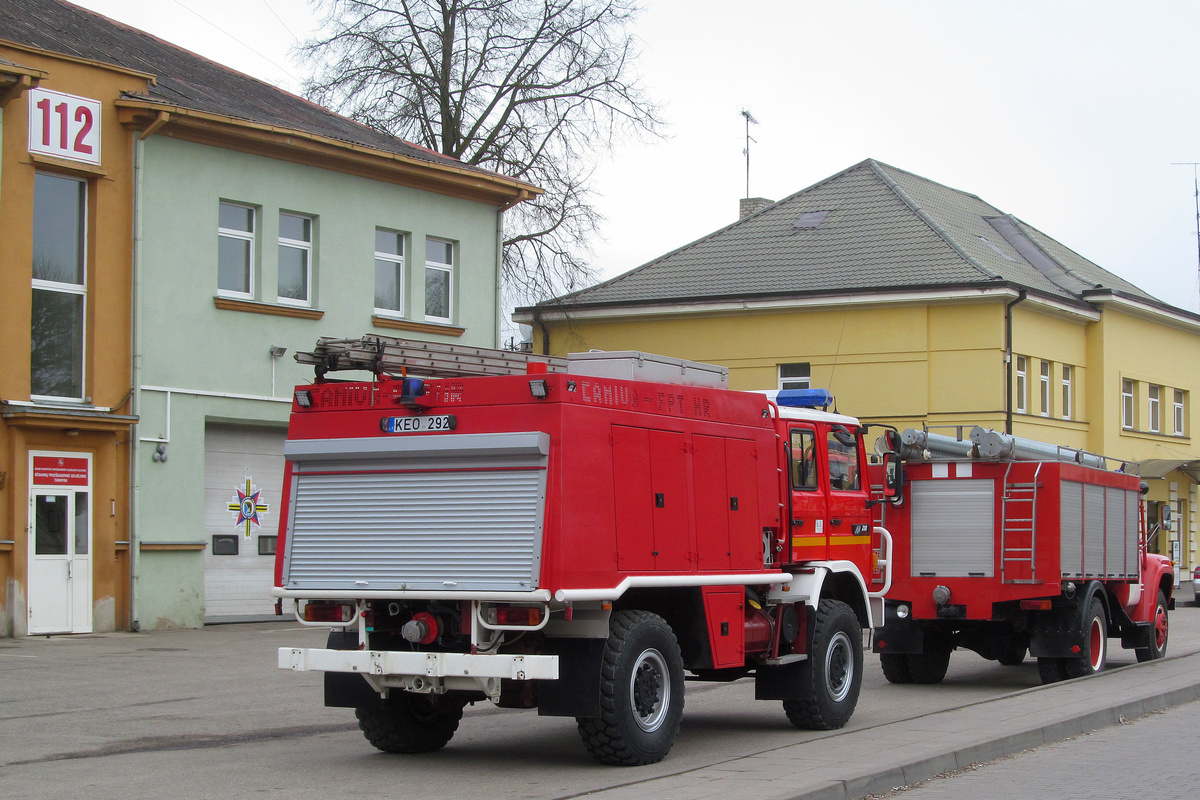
[1149,385,1161,434]
[373,227,406,317]
[1122,378,1135,430]
[1015,356,1027,414]
[277,211,314,307]
[1061,365,1073,421]
[1039,360,1051,417]
[217,201,255,300]
[31,172,87,403]
[424,238,454,324]
[1174,389,1186,436]
[778,362,811,391]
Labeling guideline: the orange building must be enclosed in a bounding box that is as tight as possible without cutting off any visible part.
[0,46,141,634]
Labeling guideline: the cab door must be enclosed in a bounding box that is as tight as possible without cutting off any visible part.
[788,425,827,561]
[825,424,873,566]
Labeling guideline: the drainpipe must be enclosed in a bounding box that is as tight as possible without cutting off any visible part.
[533,308,550,356]
[129,135,145,631]
[1004,290,1027,435]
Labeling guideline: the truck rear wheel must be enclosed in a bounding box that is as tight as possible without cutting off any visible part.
[1136,590,1169,662]
[907,641,952,684]
[356,691,465,753]
[1037,657,1068,684]
[1064,596,1107,678]
[783,599,862,730]
[996,641,1027,666]
[879,652,913,684]
[576,610,685,766]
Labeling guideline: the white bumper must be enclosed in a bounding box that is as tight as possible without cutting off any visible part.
[278,647,559,700]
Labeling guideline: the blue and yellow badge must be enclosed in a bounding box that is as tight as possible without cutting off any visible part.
[228,478,269,538]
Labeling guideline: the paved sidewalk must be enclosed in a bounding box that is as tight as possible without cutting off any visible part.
[573,650,1200,800]
[867,697,1200,799]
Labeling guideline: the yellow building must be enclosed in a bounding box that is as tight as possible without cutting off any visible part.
[517,159,1200,572]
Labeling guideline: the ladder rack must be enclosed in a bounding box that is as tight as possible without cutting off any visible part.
[295,335,568,380]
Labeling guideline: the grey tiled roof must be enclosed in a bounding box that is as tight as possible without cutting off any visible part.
[537,159,1159,310]
[0,0,512,180]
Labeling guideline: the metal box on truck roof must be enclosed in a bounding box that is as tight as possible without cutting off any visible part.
[567,351,729,389]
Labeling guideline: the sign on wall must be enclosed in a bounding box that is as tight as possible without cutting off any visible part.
[28,88,102,166]
[32,455,90,486]
[227,478,270,539]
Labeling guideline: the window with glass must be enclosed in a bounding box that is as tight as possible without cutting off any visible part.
[1015,356,1027,414]
[217,202,254,297]
[1039,360,1051,416]
[1175,389,1186,436]
[1122,379,1135,430]
[779,363,811,390]
[31,172,86,400]
[1149,385,1161,433]
[278,212,313,306]
[1061,365,1073,420]
[374,228,405,315]
[425,238,454,322]
[827,427,860,491]
[789,429,818,489]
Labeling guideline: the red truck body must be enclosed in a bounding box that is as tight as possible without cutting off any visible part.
[273,342,882,765]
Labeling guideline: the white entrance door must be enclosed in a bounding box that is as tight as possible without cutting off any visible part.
[28,453,92,635]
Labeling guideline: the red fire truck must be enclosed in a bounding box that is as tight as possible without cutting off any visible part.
[869,428,1173,685]
[273,337,888,765]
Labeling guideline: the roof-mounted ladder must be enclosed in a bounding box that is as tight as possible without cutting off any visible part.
[295,335,568,381]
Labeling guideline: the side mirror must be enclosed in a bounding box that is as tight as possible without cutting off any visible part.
[882,451,904,501]
[1162,504,1173,532]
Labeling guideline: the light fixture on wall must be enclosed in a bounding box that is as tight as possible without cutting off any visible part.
[151,443,168,463]
[269,345,287,359]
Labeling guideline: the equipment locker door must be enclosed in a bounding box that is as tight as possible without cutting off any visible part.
[788,425,828,561]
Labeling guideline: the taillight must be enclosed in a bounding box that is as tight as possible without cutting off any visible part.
[486,605,544,626]
[303,602,354,623]
[1193,566,1200,579]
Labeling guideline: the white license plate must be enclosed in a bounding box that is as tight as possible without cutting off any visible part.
[380,414,457,434]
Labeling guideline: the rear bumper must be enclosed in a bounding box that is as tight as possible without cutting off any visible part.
[278,647,559,700]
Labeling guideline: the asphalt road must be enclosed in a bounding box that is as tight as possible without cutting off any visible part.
[3,590,1198,800]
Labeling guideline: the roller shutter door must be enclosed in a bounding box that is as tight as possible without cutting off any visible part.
[203,425,285,620]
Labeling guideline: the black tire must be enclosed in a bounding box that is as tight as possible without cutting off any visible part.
[1064,596,1107,678]
[907,641,952,684]
[356,691,464,753]
[996,641,1027,666]
[1037,656,1069,684]
[783,599,863,730]
[576,610,685,766]
[1136,590,1169,662]
[879,652,913,684]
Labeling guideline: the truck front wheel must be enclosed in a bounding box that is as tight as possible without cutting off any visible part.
[783,599,863,730]
[576,610,685,766]
[356,691,465,753]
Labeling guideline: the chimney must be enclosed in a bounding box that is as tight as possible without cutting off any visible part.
[740,197,774,219]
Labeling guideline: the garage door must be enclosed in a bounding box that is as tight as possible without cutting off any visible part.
[203,425,285,621]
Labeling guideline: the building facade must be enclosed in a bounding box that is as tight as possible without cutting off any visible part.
[518,159,1200,573]
[0,0,537,634]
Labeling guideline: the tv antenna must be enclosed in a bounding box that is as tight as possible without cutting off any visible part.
[1172,161,1200,305]
[741,109,759,198]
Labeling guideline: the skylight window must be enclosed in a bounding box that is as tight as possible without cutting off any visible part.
[792,211,830,229]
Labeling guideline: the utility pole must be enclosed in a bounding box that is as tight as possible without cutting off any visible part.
[741,109,758,198]
[1172,161,1200,306]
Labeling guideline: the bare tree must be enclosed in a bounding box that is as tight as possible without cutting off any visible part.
[301,0,661,307]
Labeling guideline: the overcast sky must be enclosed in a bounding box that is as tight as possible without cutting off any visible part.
[74,0,1200,313]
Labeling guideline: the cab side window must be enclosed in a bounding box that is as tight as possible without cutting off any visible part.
[827,426,860,491]
[790,429,818,490]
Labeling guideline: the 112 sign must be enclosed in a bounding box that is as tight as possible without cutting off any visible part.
[28,88,102,165]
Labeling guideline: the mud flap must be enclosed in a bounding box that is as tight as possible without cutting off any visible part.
[536,638,605,717]
[871,602,924,655]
